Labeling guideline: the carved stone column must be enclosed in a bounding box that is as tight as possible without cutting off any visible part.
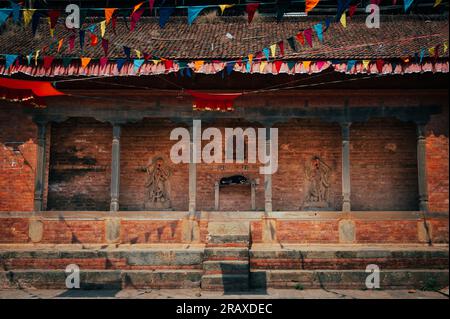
[110,124,121,212]
[416,124,429,212]
[341,122,351,212]
[33,121,47,211]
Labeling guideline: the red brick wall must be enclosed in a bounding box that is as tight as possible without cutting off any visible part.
[41,220,105,243]
[276,220,340,243]
[47,118,112,211]
[426,105,449,213]
[355,220,418,243]
[120,119,189,211]
[120,220,183,243]
[0,107,37,212]
[350,119,419,211]
[0,218,29,243]
[274,119,342,211]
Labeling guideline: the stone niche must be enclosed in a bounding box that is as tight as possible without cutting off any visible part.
[142,155,172,210]
[301,155,334,211]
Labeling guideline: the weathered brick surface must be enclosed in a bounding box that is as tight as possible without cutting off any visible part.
[276,220,339,243]
[40,220,105,244]
[355,220,418,243]
[120,119,189,211]
[120,220,183,243]
[47,118,112,211]
[0,218,29,243]
[430,219,449,243]
[250,221,263,243]
[0,107,37,212]
[350,119,419,211]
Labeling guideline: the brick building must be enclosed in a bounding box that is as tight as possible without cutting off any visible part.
[0,8,448,291]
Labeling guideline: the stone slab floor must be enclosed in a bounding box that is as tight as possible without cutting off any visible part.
[0,288,448,299]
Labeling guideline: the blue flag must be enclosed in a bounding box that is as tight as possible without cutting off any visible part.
[404,0,414,12]
[159,7,175,28]
[226,61,236,75]
[313,23,323,43]
[117,59,127,72]
[123,46,131,59]
[133,59,145,72]
[31,12,41,36]
[419,49,425,64]
[262,48,270,61]
[188,6,207,25]
[346,60,356,72]
[10,1,20,23]
[79,30,85,49]
[0,9,12,26]
[5,54,18,70]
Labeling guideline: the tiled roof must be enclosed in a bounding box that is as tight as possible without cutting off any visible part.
[0,15,448,60]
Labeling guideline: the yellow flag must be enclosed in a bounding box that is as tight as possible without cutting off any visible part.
[259,61,267,73]
[444,41,448,54]
[47,18,54,37]
[135,50,142,59]
[362,60,370,70]
[34,50,40,66]
[105,8,117,24]
[303,61,311,70]
[270,44,277,57]
[57,38,64,53]
[133,2,144,13]
[340,12,347,28]
[152,60,160,65]
[23,9,35,27]
[219,4,234,14]
[429,47,435,57]
[81,57,92,69]
[194,60,205,71]
[100,20,106,37]
[434,0,442,7]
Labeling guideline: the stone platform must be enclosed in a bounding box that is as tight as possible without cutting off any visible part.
[0,243,448,291]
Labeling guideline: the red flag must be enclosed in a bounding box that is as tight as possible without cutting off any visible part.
[274,60,283,73]
[100,57,108,68]
[48,10,60,29]
[43,56,54,70]
[376,59,384,73]
[101,38,109,56]
[131,8,145,31]
[304,28,313,47]
[349,5,357,18]
[296,32,305,45]
[278,41,285,56]
[149,0,155,12]
[164,59,174,71]
[245,3,260,24]
[69,34,76,51]
[90,33,98,46]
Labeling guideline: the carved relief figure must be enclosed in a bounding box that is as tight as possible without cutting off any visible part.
[144,156,172,210]
[302,156,331,209]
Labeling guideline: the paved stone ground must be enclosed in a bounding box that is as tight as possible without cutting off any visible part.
[0,288,448,299]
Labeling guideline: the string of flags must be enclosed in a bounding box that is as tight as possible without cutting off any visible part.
[0,0,448,76]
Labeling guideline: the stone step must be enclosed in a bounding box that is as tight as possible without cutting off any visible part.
[207,235,250,245]
[0,269,202,289]
[204,247,249,261]
[250,269,449,290]
[201,274,249,291]
[203,260,249,275]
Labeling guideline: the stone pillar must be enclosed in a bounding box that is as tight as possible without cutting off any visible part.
[188,124,197,214]
[110,124,121,212]
[416,124,429,212]
[33,121,47,211]
[341,122,351,212]
[264,127,273,214]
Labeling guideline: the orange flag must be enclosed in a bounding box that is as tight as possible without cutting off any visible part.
[105,8,117,24]
[81,57,92,69]
[57,38,64,53]
[132,2,144,13]
[305,0,320,13]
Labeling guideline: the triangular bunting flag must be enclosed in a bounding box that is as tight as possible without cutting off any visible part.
[340,12,347,28]
[31,12,41,36]
[100,20,106,37]
[43,56,54,70]
[248,54,254,64]
[362,60,371,70]
[131,8,145,31]
[159,7,175,28]
[287,37,297,52]
[316,61,326,70]
[5,54,18,70]
[434,0,442,7]
[278,41,285,56]
[404,0,414,11]
[34,50,40,66]
[346,60,356,72]
[419,49,425,64]
[90,33,98,46]
[123,46,131,59]
[188,6,208,25]
[149,0,156,12]
[133,59,145,72]
[219,4,234,14]
[81,57,91,69]
[105,8,117,24]
[0,9,12,27]
[194,60,205,72]
[62,57,72,68]
[259,61,267,73]
[245,3,259,24]
[296,32,305,45]
[133,2,144,14]
[376,59,384,73]
[10,1,20,23]
[226,61,236,75]
[69,34,76,52]
[79,30,86,50]
[135,50,142,59]
[313,23,323,42]
[102,38,109,56]
[270,44,277,57]
[274,61,283,73]
[305,0,320,13]
[304,28,313,47]
[100,57,108,68]
[287,61,296,71]
[48,10,60,29]
[23,9,35,26]
[303,61,312,70]
[444,41,448,54]
[117,58,127,72]
[57,38,64,53]
[349,5,357,18]
[262,48,270,60]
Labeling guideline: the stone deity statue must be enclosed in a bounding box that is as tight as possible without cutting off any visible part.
[144,156,172,210]
[302,156,332,210]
